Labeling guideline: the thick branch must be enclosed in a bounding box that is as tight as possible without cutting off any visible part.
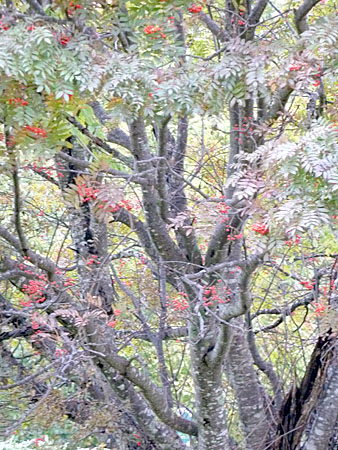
[12,166,29,253]
[103,351,198,436]
[246,313,283,409]
[66,116,133,167]
[0,225,56,275]
[57,151,143,182]
[198,11,228,42]
[294,0,321,34]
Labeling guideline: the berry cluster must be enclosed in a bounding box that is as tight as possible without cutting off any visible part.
[285,234,301,247]
[9,97,29,106]
[97,198,133,212]
[188,4,202,13]
[251,222,269,235]
[290,65,302,71]
[67,1,83,15]
[87,255,100,266]
[0,20,9,31]
[144,25,161,34]
[313,66,321,87]
[22,276,48,306]
[203,283,231,306]
[313,302,325,317]
[300,279,315,290]
[144,25,167,38]
[77,183,99,203]
[25,126,47,138]
[60,34,71,45]
[22,160,65,179]
[166,292,189,311]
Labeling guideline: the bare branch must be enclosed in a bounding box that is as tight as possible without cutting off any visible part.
[294,0,321,34]
[198,11,228,42]
[66,115,133,167]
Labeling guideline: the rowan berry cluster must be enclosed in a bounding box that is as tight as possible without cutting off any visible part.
[300,279,315,290]
[33,437,45,447]
[233,117,254,144]
[25,125,47,138]
[67,1,82,15]
[98,198,133,212]
[22,160,65,179]
[313,66,321,87]
[217,202,230,215]
[313,302,325,317]
[87,255,100,266]
[0,20,9,30]
[166,292,189,311]
[251,222,269,235]
[188,4,202,13]
[22,276,47,305]
[60,34,71,45]
[77,183,99,202]
[9,97,29,106]
[285,234,301,247]
[144,25,167,38]
[203,283,231,306]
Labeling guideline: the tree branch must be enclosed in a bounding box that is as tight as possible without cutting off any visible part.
[66,116,133,167]
[294,0,321,34]
[198,11,228,42]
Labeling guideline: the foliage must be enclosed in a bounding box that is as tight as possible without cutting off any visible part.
[1,0,338,450]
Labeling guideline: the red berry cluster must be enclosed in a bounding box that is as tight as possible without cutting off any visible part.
[233,116,254,145]
[313,302,325,317]
[22,275,47,306]
[144,25,161,34]
[22,160,65,179]
[203,282,231,306]
[144,25,167,38]
[33,437,45,447]
[285,234,301,247]
[60,34,71,45]
[67,1,83,15]
[251,222,269,235]
[134,434,142,447]
[77,183,100,203]
[24,126,47,138]
[217,202,230,215]
[97,198,133,212]
[9,97,29,106]
[166,292,189,311]
[300,279,315,290]
[290,65,301,71]
[87,255,100,266]
[313,66,321,87]
[0,20,9,31]
[64,277,76,287]
[107,309,122,328]
[227,232,243,241]
[136,254,146,266]
[188,4,202,13]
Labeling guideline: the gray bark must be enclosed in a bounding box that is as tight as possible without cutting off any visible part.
[226,322,271,450]
[303,346,338,450]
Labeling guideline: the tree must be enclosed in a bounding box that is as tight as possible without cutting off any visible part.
[1,0,338,449]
